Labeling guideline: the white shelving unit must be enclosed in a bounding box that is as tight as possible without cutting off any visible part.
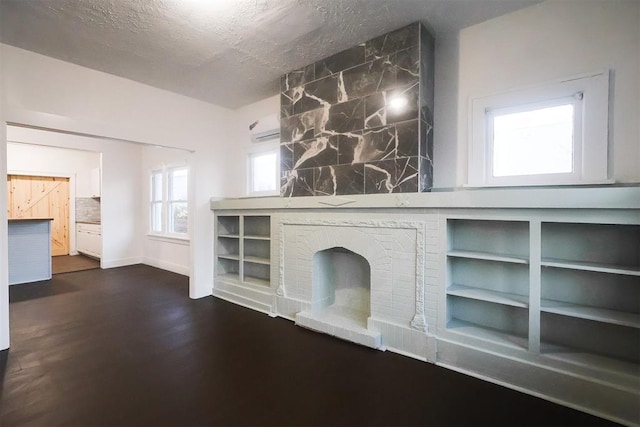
[444,218,640,385]
[446,219,531,350]
[215,214,271,288]
[539,222,639,374]
[216,216,241,282]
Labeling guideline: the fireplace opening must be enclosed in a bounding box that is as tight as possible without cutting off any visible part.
[312,247,371,327]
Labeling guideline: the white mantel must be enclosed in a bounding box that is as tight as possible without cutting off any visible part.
[211,185,640,210]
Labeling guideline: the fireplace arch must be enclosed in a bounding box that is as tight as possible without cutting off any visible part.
[312,247,371,324]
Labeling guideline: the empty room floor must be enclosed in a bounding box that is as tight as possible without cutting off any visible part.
[52,254,100,275]
[0,265,615,426]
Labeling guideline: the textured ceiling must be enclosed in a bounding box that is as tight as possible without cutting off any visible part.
[0,0,542,109]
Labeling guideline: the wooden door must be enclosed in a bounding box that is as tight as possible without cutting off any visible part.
[7,175,70,256]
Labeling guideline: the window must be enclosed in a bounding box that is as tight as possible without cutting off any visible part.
[150,165,188,237]
[468,71,610,187]
[248,149,278,195]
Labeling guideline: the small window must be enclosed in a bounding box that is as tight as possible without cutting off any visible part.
[490,98,579,178]
[150,165,188,237]
[168,168,188,234]
[469,71,610,187]
[248,150,278,195]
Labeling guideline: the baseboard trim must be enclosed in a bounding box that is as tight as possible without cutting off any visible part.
[436,338,639,426]
[212,288,273,316]
[142,257,189,276]
[101,257,142,269]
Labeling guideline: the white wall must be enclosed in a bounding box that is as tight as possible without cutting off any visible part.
[7,127,143,267]
[432,33,460,189]
[454,0,640,186]
[227,95,280,197]
[1,43,238,349]
[7,142,100,196]
[141,145,191,275]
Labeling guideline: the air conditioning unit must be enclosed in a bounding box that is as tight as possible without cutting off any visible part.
[249,113,280,143]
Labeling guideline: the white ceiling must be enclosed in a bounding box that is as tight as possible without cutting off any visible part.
[0,0,542,109]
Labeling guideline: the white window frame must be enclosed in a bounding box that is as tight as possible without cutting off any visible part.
[149,163,189,240]
[468,70,611,187]
[247,145,280,196]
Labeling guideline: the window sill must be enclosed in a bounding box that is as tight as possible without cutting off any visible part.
[147,233,190,245]
[463,179,615,189]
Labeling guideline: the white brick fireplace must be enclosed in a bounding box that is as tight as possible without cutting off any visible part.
[275,215,436,356]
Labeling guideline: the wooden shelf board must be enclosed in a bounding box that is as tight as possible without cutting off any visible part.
[541,299,640,329]
[541,342,640,382]
[447,318,528,350]
[217,254,240,261]
[244,235,270,241]
[217,273,240,282]
[448,284,529,308]
[243,276,270,287]
[541,258,640,276]
[218,234,240,239]
[448,250,528,264]
[244,256,270,265]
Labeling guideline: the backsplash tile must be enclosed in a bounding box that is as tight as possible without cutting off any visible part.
[76,197,101,223]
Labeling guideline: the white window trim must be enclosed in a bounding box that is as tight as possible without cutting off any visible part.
[468,70,612,188]
[149,163,189,239]
[147,233,190,245]
[246,143,280,196]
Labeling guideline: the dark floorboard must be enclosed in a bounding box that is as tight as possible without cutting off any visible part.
[0,265,616,426]
[52,254,100,275]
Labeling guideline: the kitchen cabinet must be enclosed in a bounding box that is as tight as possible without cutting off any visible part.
[8,219,52,284]
[76,167,101,198]
[90,167,101,198]
[76,223,102,259]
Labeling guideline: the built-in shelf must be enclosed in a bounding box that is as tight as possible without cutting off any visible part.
[541,299,640,329]
[244,255,270,265]
[217,272,240,282]
[540,222,639,373]
[540,342,640,383]
[218,234,240,239]
[244,235,270,241]
[447,284,529,308]
[446,219,531,351]
[541,258,640,276]
[448,219,640,391]
[445,218,640,380]
[215,214,271,288]
[243,275,270,287]
[447,318,529,351]
[448,250,528,264]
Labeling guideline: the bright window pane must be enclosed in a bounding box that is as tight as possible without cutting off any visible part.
[492,104,574,177]
[152,171,163,201]
[169,202,188,234]
[151,202,162,232]
[251,152,277,192]
[169,168,188,201]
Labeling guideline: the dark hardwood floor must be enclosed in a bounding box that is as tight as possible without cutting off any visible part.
[52,254,100,275]
[0,265,614,426]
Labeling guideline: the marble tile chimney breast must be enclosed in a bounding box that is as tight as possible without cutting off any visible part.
[280,22,435,197]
